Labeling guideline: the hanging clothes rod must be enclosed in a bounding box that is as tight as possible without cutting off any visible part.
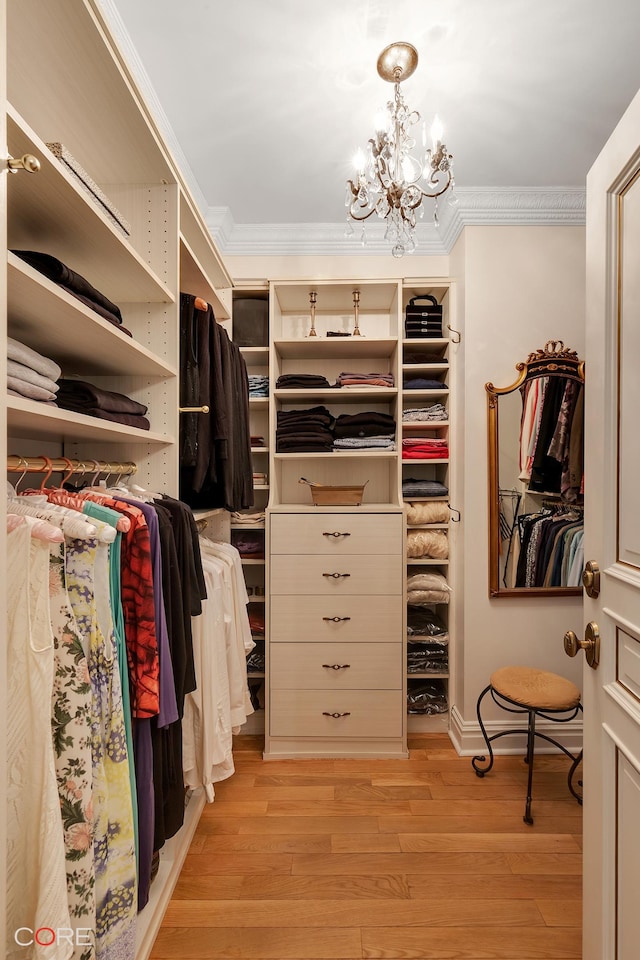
[7,455,137,477]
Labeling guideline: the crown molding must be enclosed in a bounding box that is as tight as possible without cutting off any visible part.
[207,187,586,258]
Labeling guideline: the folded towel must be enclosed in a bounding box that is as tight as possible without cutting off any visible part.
[404,378,446,390]
[56,378,148,416]
[7,359,59,394]
[7,337,62,381]
[406,502,450,525]
[406,529,449,559]
[7,376,58,402]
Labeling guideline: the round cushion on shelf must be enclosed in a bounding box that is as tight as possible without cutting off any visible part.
[490,666,581,711]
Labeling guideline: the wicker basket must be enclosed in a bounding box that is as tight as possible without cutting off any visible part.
[299,477,368,506]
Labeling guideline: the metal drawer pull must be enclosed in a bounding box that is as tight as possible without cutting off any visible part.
[322,531,351,538]
[322,711,351,718]
[322,572,351,579]
[322,663,351,670]
[322,616,351,622]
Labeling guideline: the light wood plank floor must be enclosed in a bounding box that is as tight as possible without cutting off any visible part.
[150,734,582,960]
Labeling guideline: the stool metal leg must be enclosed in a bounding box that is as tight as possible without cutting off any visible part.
[524,708,536,825]
[471,685,494,777]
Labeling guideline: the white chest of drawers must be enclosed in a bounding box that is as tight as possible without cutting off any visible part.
[265,509,407,758]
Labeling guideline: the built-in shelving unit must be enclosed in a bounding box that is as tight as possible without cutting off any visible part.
[2,1,233,956]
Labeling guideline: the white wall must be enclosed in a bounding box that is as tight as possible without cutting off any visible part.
[228,224,587,750]
[453,224,586,748]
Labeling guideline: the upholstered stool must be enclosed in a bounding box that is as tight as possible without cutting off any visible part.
[472,666,583,824]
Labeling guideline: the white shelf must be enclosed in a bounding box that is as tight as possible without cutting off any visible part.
[402,422,450,430]
[402,363,449,373]
[251,446,269,453]
[7,107,175,304]
[249,398,269,408]
[273,281,400,314]
[275,388,398,403]
[241,558,266,566]
[406,558,450,566]
[274,451,397,459]
[7,396,173,445]
[8,0,175,188]
[179,192,232,293]
[402,458,449,465]
[274,337,398,359]
[179,234,230,320]
[241,346,270,362]
[401,390,449,399]
[407,523,449,530]
[231,522,266,530]
[269,503,403,513]
[407,672,450,680]
[7,254,177,378]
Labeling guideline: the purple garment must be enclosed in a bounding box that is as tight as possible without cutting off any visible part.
[114,497,178,729]
[133,719,154,911]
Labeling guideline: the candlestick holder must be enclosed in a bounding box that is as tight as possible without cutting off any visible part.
[307,290,318,337]
[352,289,362,336]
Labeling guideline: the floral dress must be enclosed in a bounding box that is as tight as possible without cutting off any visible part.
[49,542,96,960]
[65,537,137,960]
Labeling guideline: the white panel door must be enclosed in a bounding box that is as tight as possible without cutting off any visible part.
[583,84,640,960]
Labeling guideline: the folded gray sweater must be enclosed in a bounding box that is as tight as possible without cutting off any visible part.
[7,358,59,394]
[7,336,62,381]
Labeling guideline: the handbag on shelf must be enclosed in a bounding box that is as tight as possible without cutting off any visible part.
[405,294,443,338]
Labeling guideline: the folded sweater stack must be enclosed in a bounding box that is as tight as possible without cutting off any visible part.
[56,378,150,430]
[402,478,449,498]
[248,375,269,398]
[276,405,334,452]
[402,438,449,459]
[332,411,396,451]
[336,371,395,388]
[12,250,131,334]
[276,374,332,389]
[7,337,61,404]
[404,377,445,390]
[402,403,448,422]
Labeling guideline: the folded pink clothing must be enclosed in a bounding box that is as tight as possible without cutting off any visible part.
[402,449,449,459]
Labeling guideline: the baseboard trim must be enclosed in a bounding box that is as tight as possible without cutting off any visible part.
[135,788,206,960]
[449,704,583,757]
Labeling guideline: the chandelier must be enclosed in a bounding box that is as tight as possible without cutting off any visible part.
[345,42,455,257]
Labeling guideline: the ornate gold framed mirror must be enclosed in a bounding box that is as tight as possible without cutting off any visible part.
[486,341,585,598]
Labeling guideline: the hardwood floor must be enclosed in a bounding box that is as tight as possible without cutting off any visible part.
[150,734,582,959]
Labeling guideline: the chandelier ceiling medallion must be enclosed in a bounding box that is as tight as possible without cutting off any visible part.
[345,41,455,257]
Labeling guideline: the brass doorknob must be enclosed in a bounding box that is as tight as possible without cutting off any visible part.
[582,560,601,598]
[564,622,600,669]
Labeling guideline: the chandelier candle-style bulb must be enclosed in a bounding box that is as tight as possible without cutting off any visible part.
[352,289,362,336]
[345,42,455,258]
[308,290,318,337]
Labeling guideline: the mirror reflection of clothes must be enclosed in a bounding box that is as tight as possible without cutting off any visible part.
[511,509,584,588]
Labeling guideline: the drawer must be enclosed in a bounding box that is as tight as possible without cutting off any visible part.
[270,554,402,596]
[270,512,402,555]
[269,690,403,738]
[270,594,402,643]
[270,642,402,690]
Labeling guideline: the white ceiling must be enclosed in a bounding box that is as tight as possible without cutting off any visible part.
[109,0,640,248]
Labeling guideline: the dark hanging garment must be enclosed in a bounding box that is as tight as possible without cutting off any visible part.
[528,377,566,493]
[179,298,252,511]
[151,504,187,851]
[179,293,201,469]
